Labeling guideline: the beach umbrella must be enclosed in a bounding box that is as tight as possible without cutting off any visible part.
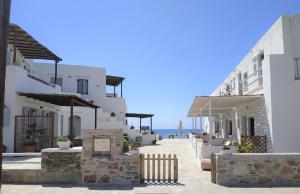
[178,120,183,136]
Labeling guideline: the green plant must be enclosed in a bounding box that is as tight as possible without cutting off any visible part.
[57,136,69,142]
[223,145,230,150]
[237,138,254,153]
[129,142,139,150]
[122,138,129,153]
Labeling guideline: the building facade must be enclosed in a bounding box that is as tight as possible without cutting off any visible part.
[189,14,300,153]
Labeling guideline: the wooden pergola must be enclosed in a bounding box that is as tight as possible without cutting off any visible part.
[17,92,99,139]
[8,24,62,84]
[125,113,154,133]
[106,75,125,98]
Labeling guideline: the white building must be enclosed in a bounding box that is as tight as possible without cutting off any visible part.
[188,14,300,153]
[3,24,154,153]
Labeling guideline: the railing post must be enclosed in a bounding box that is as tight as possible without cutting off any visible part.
[157,154,161,182]
[168,154,171,182]
[174,154,178,183]
[147,154,150,182]
[163,154,166,182]
[140,154,144,183]
[152,154,155,182]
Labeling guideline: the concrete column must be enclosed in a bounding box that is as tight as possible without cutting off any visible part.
[208,97,212,145]
[192,117,194,131]
[220,115,225,138]
[234,107,241,144]
[200,110,203,132]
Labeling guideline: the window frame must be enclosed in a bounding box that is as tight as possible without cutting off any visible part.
[77,79,89,94]
[295,59,300,80]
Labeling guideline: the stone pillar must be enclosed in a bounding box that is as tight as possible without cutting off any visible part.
[81,129,140,185]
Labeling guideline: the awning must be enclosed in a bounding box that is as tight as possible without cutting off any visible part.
[126,113,154,118]
[106,75,125,86]
[17,92,99,108]
[8,24,62,61]
[188,95,263,117]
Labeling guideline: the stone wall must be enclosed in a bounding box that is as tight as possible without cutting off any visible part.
[81,129,140,185]
[212,153,300,186]
[41,147,82,183]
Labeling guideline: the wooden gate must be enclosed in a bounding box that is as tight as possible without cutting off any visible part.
[140,154,178,183]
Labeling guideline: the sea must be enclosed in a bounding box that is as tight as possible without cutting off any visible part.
[153,129,196,138]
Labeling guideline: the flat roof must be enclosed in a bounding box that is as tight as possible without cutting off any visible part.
[8,24,62,61]
[126,113,154,118]
[17,92,99,108]
[188,94,263,117]
[106,75,125,86]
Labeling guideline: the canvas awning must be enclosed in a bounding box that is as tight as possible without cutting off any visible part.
[188,95,263,117]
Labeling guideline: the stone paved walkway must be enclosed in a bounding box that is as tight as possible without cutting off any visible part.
[3,139,300,194]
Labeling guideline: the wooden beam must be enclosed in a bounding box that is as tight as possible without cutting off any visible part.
[120,81,123,98]
[94,108,97,129]
[150,116,153,133]
[140,117,142,133]
[70,99,74,140]
[12,25,16,64]
[0,0,11,188]
[54,60,58,85]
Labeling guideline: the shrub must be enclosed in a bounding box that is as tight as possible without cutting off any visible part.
[223,145,230,150]
[122,138,129,153]
[129,142,139,150]
[57,136,69,142]
[237,138,254,153]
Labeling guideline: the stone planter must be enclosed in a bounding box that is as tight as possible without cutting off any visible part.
[129,149,139,155]
[57,141,71,150]
[220,150,233,155]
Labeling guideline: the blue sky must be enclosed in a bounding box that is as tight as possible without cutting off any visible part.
[11,0,300,129]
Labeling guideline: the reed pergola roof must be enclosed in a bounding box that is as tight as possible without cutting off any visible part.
[126,113,154,118]
[8,24,62,61]
[17,92,99,108]
[106,75,125,86]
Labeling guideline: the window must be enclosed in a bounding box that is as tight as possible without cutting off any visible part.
[77,79,88,94]
[238,73,243,95]
[228,120,233,135]
[214,121,220,133]
[260,52,264,61]
[243,72,248,91]
[253,63,257,76]
[295,59,300,80]
[50,77,63,87]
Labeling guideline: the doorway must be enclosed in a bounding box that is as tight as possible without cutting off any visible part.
[249,117,255,136]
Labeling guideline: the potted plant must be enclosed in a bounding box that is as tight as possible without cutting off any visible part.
[129,142,139,155]
[57,136,70,150]
[23,126,37,152]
